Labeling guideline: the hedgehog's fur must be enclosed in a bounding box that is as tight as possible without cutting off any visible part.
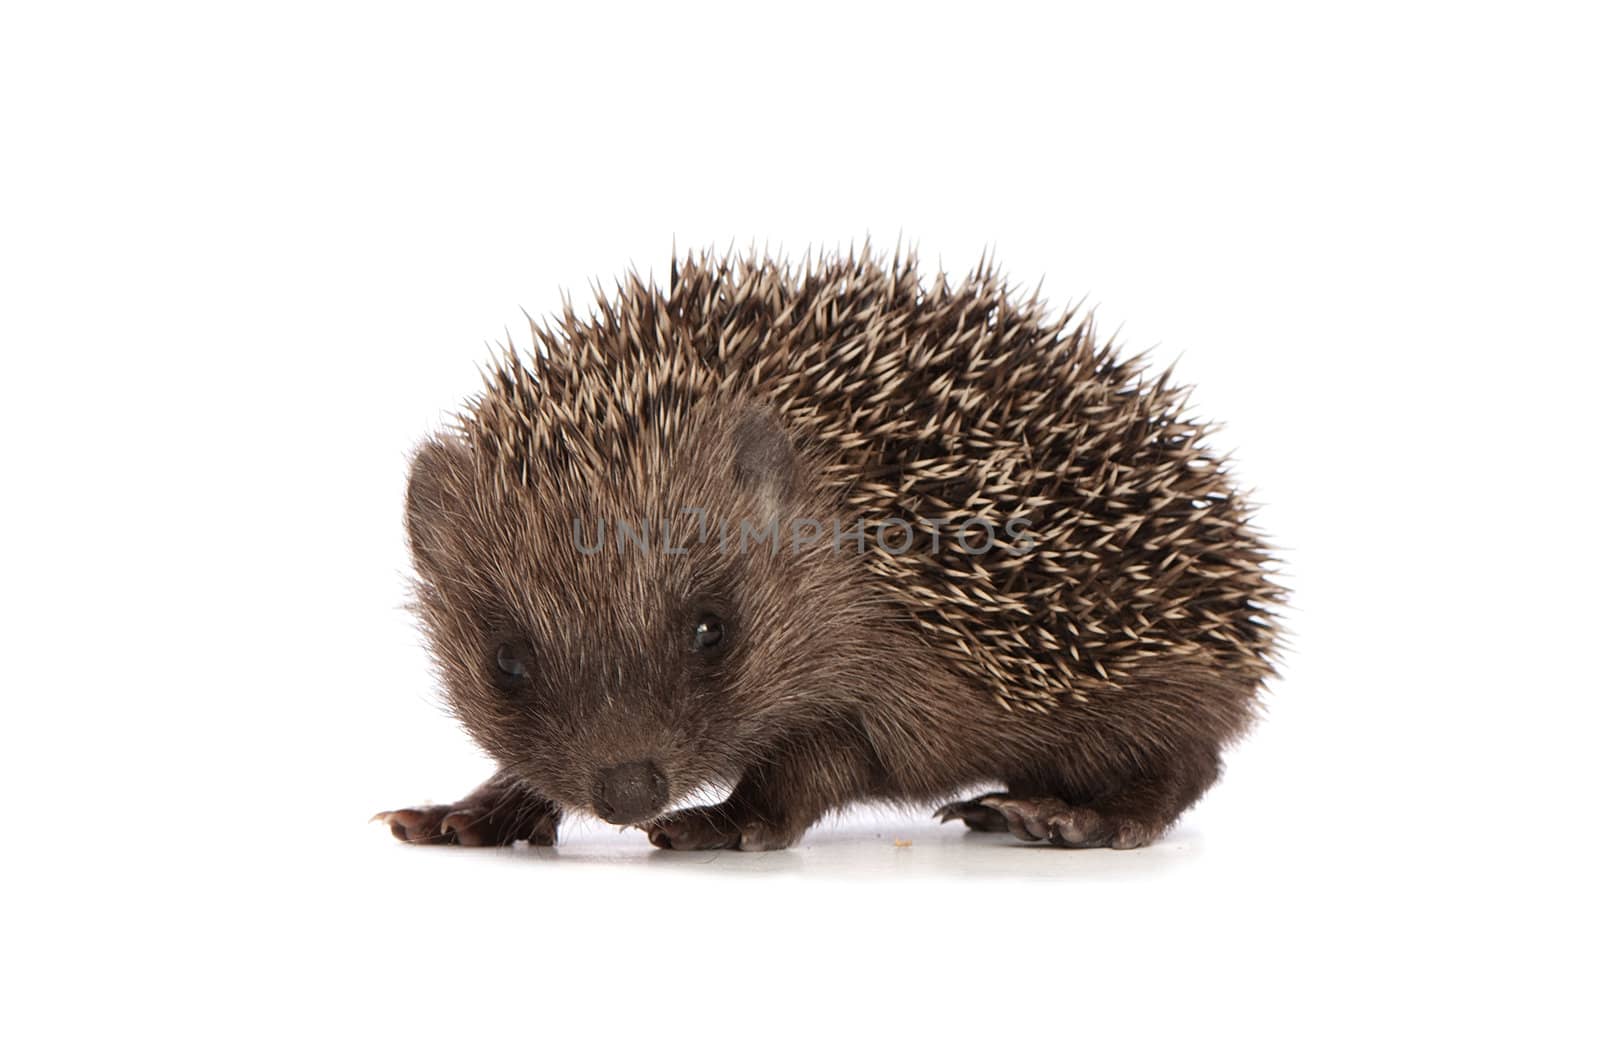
[379,246,1283,852]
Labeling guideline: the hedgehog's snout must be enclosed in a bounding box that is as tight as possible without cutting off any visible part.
[592,760,669,824]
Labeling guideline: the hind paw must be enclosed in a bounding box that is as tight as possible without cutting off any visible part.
[934,793,1012,832]
[978,796,1161,850]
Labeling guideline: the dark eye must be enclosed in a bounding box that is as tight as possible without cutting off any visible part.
[691,614,725,653]
[492,639,533,688]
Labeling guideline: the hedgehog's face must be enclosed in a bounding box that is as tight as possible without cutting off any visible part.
[404,406,870,825]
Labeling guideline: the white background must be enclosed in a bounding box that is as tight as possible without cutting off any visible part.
[3,2,1596,1059]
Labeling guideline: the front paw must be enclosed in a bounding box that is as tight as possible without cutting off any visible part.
[372,800,557,847]
[644,805,794,852]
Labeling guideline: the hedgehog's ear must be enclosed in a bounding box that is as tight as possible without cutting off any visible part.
[405,436,473,580]
[731,406,799,511]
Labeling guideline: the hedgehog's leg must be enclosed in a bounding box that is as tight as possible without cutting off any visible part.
[373,769,560,847]
[936,768,1072,832]
[980,748,1221,850]
[641,800,746,851]
[978,795,1159,849]
[933,793,1012,832]
[645,728,878,852]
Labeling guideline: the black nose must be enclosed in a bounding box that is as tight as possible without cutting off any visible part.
[592,761,668,824]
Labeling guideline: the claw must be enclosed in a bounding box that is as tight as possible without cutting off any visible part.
[374,808,435,843]
[440,811,485,847]
[934,794,1013,832]
[978,795,1037,841]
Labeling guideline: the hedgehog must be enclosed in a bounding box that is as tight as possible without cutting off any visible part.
[376,246,1282,852]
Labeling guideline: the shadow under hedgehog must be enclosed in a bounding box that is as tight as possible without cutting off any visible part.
[377,247,1282,852]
